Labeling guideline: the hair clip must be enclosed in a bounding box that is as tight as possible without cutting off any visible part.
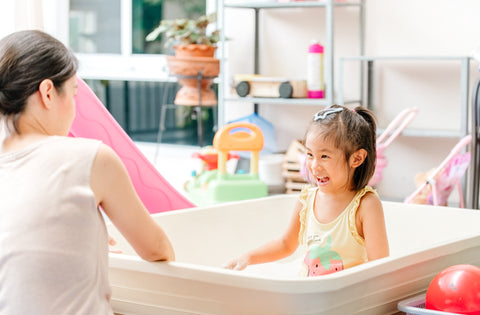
[313,107,343,121]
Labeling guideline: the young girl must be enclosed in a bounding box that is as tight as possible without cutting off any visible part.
[224,105,389,276]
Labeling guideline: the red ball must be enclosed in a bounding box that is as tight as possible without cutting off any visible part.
[426,264,480,314]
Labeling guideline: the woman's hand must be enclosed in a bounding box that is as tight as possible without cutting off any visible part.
[92,144,175,261]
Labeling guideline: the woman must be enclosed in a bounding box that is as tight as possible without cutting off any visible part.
[0,30,174,314]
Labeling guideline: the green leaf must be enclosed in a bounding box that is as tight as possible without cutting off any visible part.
[144,12,221,48]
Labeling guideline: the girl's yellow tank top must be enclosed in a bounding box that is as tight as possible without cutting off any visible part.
[298,185,377,277]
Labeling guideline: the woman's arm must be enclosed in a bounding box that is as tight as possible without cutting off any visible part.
[356,193,390,261]
[90,144,175,262]
[224,199,303,270]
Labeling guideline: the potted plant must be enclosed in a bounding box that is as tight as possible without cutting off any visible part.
[146,13,220,106]
[146,12,220,57]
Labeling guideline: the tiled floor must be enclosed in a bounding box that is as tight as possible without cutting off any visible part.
[134,141,287,203]
[134,141,200,198]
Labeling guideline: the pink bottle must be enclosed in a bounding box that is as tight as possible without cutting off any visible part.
[307,41,325,99]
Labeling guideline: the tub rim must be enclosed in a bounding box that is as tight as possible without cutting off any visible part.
[109,231,480,294]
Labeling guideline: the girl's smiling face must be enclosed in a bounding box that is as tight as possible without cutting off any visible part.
[305,132,353,193]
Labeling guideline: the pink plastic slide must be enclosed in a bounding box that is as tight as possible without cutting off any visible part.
[69,77,195,213]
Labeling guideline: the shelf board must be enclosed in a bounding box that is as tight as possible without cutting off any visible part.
[378,128,464,139]
[224,96,330,106]
[224,1,362,9]
[340,55,470,62]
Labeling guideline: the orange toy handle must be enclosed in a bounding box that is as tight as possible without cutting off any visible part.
[213,122,264,175]
[213,122,264,152]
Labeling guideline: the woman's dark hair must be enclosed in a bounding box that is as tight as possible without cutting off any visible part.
[305,104,377,191]
[0,30,78,117]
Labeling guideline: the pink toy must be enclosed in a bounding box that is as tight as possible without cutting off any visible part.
[368,107,418,187]
[69,77,195,213]
[307,41,325,99]
[404,134,472,207]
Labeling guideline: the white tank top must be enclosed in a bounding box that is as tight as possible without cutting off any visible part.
[0,136,113,314]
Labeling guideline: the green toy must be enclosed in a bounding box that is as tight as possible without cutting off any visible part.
[185,122,268,205]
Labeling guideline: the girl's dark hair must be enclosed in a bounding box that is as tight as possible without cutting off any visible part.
[0,30,78,117]
[305,104,377,191]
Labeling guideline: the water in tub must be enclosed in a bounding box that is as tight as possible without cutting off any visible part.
[241,248,306,278]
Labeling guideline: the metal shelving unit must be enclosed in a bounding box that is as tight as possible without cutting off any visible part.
[217,0,365,126]
[338,55,471,138]
[338,55,475,208]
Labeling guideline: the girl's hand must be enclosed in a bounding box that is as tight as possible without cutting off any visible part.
[223,256,250,270]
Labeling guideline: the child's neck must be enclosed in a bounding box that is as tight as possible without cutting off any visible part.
[314,188,358,223]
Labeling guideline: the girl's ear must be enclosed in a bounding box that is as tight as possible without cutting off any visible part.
[38,79,55,109]
[350,148,367,168]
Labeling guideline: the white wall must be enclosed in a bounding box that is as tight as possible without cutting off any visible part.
[0,0,478,203]
[0,1,16,40]
[0,0,68,43]
[223,0,480,203]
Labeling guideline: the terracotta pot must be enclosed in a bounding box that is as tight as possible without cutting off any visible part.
[173,44,216,58]
[166,44,219,106]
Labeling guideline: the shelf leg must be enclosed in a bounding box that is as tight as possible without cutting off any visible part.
[197,71,204,147]
[366,60,374,110]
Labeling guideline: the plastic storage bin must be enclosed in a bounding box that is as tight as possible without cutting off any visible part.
[397,294,460,315]
[107,198,480,314]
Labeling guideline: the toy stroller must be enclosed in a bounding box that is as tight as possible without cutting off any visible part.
[368,107,418,187]
[404,134,472,207]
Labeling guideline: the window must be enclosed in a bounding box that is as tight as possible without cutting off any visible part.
[68,0,216,146]
[83,79,216,145]
[133,0,207,55]
[69,0,211,80]
[69,0,122,54]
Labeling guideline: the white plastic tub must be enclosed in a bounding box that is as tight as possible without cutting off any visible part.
[106,195,480,315]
